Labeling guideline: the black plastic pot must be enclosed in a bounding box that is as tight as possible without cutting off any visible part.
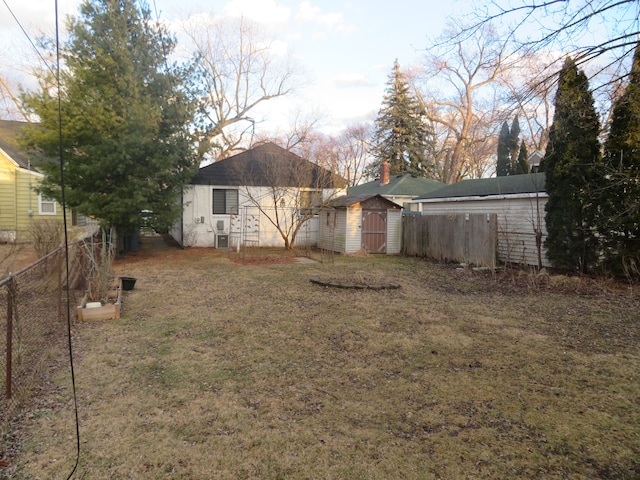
[121,277,137,291]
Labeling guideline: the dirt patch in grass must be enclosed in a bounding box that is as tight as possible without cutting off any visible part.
[231,255,298,266]
[5,237,640,479]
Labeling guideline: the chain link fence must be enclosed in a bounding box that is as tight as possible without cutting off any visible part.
[0,240,91,459]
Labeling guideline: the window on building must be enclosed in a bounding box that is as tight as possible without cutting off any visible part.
[299,189,322,215]
[212,189,238,214]
[38,194,56,215]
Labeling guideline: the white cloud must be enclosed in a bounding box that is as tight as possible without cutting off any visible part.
[1,0,78,32]
[334,73,371,88]
[270,39,289,56]
[295,1,354,35]
[295,1,320,22]
[316,12,343,29]
[223,0,291,25]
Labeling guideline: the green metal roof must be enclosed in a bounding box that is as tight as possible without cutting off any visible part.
[416,173,546,200]
[348,174,444,197]
[327,193,401,208]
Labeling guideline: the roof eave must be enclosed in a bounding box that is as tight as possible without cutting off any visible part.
[413,192,549,203]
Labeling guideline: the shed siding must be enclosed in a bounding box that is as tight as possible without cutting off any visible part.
[386,209,402,254]
[334,210,348,252]
[319,203,402,255]
[420,196,549,267]
[345,208,362,254]
[318,209,338,252]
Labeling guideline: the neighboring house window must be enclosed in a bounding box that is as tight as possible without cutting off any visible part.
[38,194,57,215]
[212,189,238,214]
[299,189,322,215]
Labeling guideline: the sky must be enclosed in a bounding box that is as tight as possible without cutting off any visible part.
[0,0,469,134]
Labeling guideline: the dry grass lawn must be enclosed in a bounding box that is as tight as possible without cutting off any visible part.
[6,236,640,479]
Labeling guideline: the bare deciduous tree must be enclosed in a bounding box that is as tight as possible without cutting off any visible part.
[183,15,298,162]
[0,74,29,120]
[252,109,321,153]
[498,52,559,153]
[334,124,372,186]
[291,124,373,187]
[463,0,640,89]
[415,22,518,183]
[256,121,373,187]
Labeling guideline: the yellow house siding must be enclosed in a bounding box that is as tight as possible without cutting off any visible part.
[0,153,18,240]
[0,152,65,242]
[15,168,38,241]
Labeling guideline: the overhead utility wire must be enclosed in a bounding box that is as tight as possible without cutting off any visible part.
[53,0,82,477]
[1,0,82,477]
[1,0,58,78]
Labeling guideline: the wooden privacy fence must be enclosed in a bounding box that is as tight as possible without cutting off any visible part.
[403,213,498,269]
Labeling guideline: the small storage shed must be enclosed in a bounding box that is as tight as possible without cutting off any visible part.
[318,194,402,254]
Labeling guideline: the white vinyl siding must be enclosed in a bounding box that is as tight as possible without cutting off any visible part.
[345,208,362,253]
[318,209,346,253]
[417,194,549,267]
[386,209,402,254]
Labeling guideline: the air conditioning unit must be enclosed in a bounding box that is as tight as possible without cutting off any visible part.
[216,234,229,249]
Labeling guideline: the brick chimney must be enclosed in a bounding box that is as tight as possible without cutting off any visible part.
[380,160,390,186]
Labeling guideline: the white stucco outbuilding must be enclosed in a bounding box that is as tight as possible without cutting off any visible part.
[171,143,347,249]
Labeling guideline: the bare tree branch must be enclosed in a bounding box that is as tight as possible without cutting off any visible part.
[416,22,517,182]
[183,15,298,162]
[232,146,346,249]
[461,0,640,89]
[0,75,29,120]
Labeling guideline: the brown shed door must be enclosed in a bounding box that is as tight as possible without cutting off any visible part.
[361,210,387,253]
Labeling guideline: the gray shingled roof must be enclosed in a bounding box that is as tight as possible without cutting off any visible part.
[416,173,546,199]
[0,120,36,170]
[192,143,348,189]
[348,173,443,197]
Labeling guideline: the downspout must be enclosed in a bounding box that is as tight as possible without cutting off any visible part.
[28,158,32,216]
[13,168,18,236]
[180,191,184,247]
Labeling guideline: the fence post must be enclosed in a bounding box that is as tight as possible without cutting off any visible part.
[57,249,63,321]
[5,276,14,400]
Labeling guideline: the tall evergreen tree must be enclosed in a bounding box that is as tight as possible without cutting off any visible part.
[371,60,434,178]
[601,41,640,275]
[540,57,602,273]
[515,141,529,175]
[496,117,523,176]
[496,121,510,176]
[508,116,521,174]
[21,0,196,239]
